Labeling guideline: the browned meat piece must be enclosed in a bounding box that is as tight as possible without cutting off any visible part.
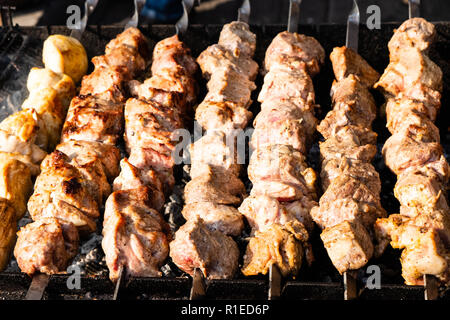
[204,68,256,107]
[248,144,316,201]
[102,188,170,281]
[80,66,127,103]
[0,109,48,151]
[388,18,436,54]
[386,103,440,142]
[382,132,444,176]
[321,220,374,274]
[189,131,241,179]
[184,165,246,205]
[394,170,449,211]
[318,75,377,139]
[258,65,315,110]
[0,129,47,165]
[319,126,377,165]
[128,80,183,110]
[386,98,438,133]
[218,21,256,57]
[21,88,65,149]
[105,27,151,63]
[62,95,124,145]
[0,154,32,219]
[182,202,244,236]
[241,221,308,277]
[239,195,299,234]
[311,175,386,231]
[197,44,258,81]
[264,31,325,76]
[56,140,121,181]
[14,218,79,275]
[127,147,174,194]
[28,151,99,233]
[91,27,149,80]
[329,47,380,87]
[375,214,449,285]
[113,158,163,195]
[70,154,111,205]
[251,102,317,154]
[321,158,381,193]
[151,34,197,77]
[0,199,16,271]
[92,49,145,79]
[169,217,239,279]
[374,47,442,109]
[124,98,183,155]
[195,100,253,131]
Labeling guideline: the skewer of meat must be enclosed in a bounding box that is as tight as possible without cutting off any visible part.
[310,46,384,274]
[0,35,89,271]
[169,21,258,279]
[13,27,150,276]
[101,34,198,282]
[373,17,450,286]
[239,30,325,278]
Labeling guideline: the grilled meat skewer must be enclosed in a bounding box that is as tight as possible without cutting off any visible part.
[102,35,198,282]
[14,27,150,276]
[0,35,87,271]
[311,46,384,274]
[374,18,450,286]
[169,21,258,279]
[240,31,325,278]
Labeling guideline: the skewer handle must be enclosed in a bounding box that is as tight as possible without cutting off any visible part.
[25,274,50,300]
[424,275,439,300]
[409,0,421,19]
[237,0,251,24]
[125,0,146,29]
[112,265,125,300]
[189,268,206,300]
[268,264,282,300]
[343,271,359,300]
[70,0,99,40]
[346,0,360,52]
[176,0,195,36]
[287,0,301,33]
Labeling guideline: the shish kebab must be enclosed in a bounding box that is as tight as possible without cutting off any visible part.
[101,34,198,281]
[310,0,386,276]
[0,0,99,271]
[374,16,450,285]
[239,0,325,278]
[169,11,259,278]
[13,26,151,276]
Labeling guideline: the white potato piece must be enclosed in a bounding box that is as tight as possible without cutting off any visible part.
[42,35,88,83]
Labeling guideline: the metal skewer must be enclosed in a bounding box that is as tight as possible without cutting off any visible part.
[189,268,206,300]
[268,264,282,300]
[125,0,146,29]
[407,0,440,301]
[288,0,301,33]
[341,0,361,300]
[25,273,50,300]
[113,265,125,300]
[409,0,421,19]
[237,0,250,23]
[176,0,195,36]
[70,0,99,40]
[346,0,360,52]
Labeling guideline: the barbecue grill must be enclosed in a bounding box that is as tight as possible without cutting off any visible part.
[0,5,450,300]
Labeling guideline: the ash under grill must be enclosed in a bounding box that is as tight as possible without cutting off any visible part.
[0,23,449,300]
